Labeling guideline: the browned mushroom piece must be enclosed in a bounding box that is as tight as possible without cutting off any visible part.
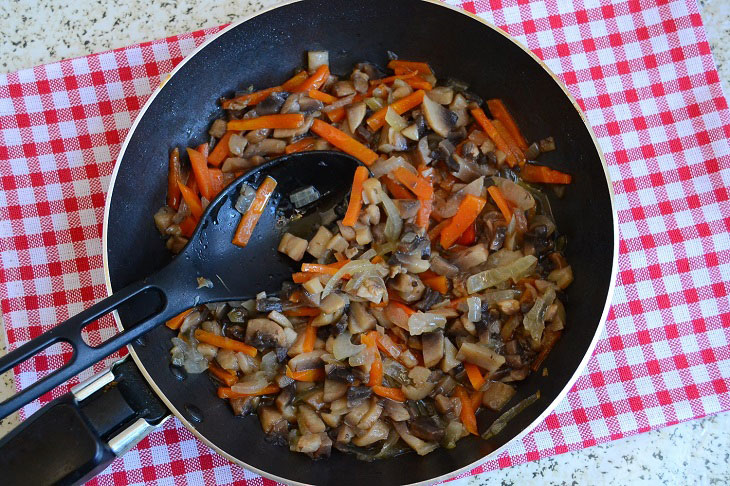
[245,318,286,350]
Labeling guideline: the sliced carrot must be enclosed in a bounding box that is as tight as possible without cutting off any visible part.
[455,386,478,435]
[208,131,234,167]
[208,361,238,387]
[302,324,317,353]
[387,60,432,75]
[492,119,525,166]
[471,390,484,410]
[285,137,317,154]
[291,272,320,283]
[311,119,378,165]
[370,255,384,264]
[366,90,425,131]
[217,384,280,399]
[456,222,476,246]
[167,148,182,210]
[283,307,321,317]
[227,114,304,131]
[487,99,529,151]
[308,89,338,104]
[232,176,277,248]
[196,143,209,158]
[487,185,513,223]
[292,64,330,93]
[369,71,418,86]
[286,366,326,382]
[342,166,369,226]
[422,275,448,294]
[372,385,406,402]
[187,175,199,196]
[464,362,486,390]
[520,164,572,184]
[361,331,383,386]
[194,329,257,357]
[289,290,302,303]
[427,219,450,242]
[178,180,203,219]
[166,308,193,330]
[281,70,309,91]
[187,147,214,201]
[179,215,197,238]
[440,194,487,249]
[404,78,433,91]
[221,86,283,110]
[301,263,341,275]
[470,107,517,168]
[326,107,347,123]
[208,168,226,199]
[381,176,414,200]
[392,167,433,200]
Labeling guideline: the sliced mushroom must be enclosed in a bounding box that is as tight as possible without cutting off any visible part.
[245,318,286,350]
[273,115,313,138]
[440,337,460,373]
[349,301,376,333]
[243,138,286,156]
[421,330,444,368]
[257,91,289,115]
[357,397,384,430]
[429,254,459,277]
[288,349,326,372]
[258,406,286,434]
[383,399,411,421]
[154,206,175,234]
[323,379,348,402]
[307,226,333,259]
[456,342,506,373]
[387,273,425,303]
[452,244,489,270]
[352,419,390,446]
[409,416,445,442]
[422,94,455,137]
[394,199,421,219]
[393,421,438,456]
[298,404,326,433]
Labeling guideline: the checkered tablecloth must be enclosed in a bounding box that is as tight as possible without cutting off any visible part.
[1,0,729,483]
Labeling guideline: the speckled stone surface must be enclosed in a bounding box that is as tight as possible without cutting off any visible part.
[1,0,729,482]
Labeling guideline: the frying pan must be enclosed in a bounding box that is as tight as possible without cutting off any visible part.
[0,0,618,484]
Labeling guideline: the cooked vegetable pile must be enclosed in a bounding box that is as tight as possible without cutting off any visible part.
[155,51,574,460]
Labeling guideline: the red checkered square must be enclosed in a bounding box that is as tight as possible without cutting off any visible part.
[1,0,729,483]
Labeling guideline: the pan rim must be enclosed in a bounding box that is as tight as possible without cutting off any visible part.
[101,0,620,484]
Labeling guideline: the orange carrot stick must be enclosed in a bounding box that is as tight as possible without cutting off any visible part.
[455,386,478,435]
[283,307,321,317]
[361,331,383,386]
[372,385,406,402]
[366,90,425,131]
[422,275,448,294]
[308,89,338,104]
[381,176,414,200]
[428,219,450,242]
[302,325,317,353]
[291,272,318,283]
[342,166,369,226]
[464,362,486,390]
[487,185,513,223]
[292,65,330,93]
[440,194,486,249]
[285,137,317,154]
[492,119,525,165]
[194,329,258,357]
[227,114,304,131]
[232,176,277,248]
[187,147,214,201]
[166,308,193,330]
[301,263,341,275]
[221,86,283,109]
[404,78,433,91]
[311,119,378,165]
[387,60,433,75]
[470,108,518,167]
[471,390,484,410]
[179,215,197,238]
[520,164,572,184]
[208,131,234,167]
[456,222,476,246]
[167,148,182,209]
[487,99,529,151]
[178,180,203,219]
[281,70,309,91]
[286,367,326,382]
[208,361,238,387]
[369,71,418,86]
[326,107,347,123]
[217,384,280,399]
[392,167,433,200]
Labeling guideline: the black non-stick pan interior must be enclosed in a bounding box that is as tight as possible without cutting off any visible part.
[107,0,615,484]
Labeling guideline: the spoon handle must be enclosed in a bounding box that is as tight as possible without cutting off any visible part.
[0,279,177,420]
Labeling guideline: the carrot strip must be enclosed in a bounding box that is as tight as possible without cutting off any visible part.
[487,99,529,151]
[470,108,517,167]
[366,90,425,131]
[302,325,317,353]
[456,222,476,246]
[292,64,330,93]
[217,384,280,399]
[208,131,234,167]
[179,215,197,238]
[440,194,487,249]
[208,361,238,387]
[196,143,209,158]
[208,168,227,199]
[404,78,433,91]
[227,114,304,131]
[221,86,283,109]
[387,60,433,75]
[166,308,193,330]
[232,176,277,247]
[422,275,448,294]
[326,107,347,123]
[301,263,341,275]
[520,164,572,184]
[311,119,378,165]
[372,385,406,402]
[427,219,450,242]
[167,148,182,209]
[464,362,486,390]
[487,186,513,223]
[369,71,418,86]
[455,386,479,435]
[281,70,309,91]
[471,391,484,410]
[194,329,257,357]
[361,331,383,386]
[285,137,317,154]
[342,166,369,226]
[178,181,203,219]
[187,147,214,201]
[286,367,326,382]
[291,271,319,283]
[308,89,338,104]
[283,307,321,317]
[492,119,526,165]
[389,300,416,317]
[392,167,433,200]
[381,176,414,200]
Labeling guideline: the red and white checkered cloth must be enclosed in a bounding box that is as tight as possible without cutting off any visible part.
[1,0,729,483]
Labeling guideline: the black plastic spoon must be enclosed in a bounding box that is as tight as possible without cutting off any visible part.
[0,151,360,419]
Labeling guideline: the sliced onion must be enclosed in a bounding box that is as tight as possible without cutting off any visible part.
[438,176,484,218]
[481,289,522,306]
[348,346,375,367]
[523,287,556,342]
[482,391,540,440]
[358,248,377,261]
[493,177,535,210]
[467,296,481,322]
[170,337,208,374]
[197,277,213,289]
[385,107,408,131]
[407,312,447,335]
[308,50,329,71]
[333,331,366,360]
[290,185,321,208]
[377,187,403,242]
[371,156,417,178]
[235,184,256,214]
[260,351,279,380]
[365,97,386,111]
[231,371,269,394]
[529,214,556,236]
[466,255,538,294]
[486,249,522,269]
[321,260,376,297]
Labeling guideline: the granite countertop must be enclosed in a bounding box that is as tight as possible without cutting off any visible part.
[1,0,729,484]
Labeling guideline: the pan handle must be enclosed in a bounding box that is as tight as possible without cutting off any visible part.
[0,278,179,420]
[0,357,170,486]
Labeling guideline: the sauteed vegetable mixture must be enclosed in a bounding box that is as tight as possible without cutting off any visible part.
[154,51,573,460]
